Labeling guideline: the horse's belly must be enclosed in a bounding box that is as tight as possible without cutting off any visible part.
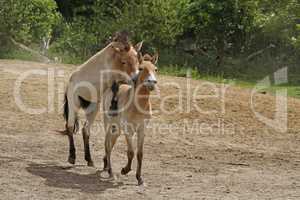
[70,70,111,102]
[71,80,111,103]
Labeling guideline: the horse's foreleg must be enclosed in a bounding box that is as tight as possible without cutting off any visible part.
[121,133,134,175]
[103,125,119,177]
[104,130,113,177]
[136,129,145,185]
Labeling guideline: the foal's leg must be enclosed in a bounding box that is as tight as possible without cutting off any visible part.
[104,124,120,177]
[121,132,134,175]
[136,128,145,185]
[82,103,98,167]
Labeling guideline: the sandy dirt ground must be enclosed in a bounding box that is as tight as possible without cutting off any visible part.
[0,59,300,200]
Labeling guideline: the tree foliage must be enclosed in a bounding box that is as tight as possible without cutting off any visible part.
[0,0,60,44]
[0,0,299,78]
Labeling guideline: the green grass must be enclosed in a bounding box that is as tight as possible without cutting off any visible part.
[260,86,300,98]
[0,47,37,61]
[47,47,83,64]
[159,65,251,85]
[159,65,300,99]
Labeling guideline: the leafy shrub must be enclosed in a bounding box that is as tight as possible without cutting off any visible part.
[0,0,60,44]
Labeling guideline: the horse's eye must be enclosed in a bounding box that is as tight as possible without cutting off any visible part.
[122,62,126,65]
[155,68,158,72]
[139,67,143,71]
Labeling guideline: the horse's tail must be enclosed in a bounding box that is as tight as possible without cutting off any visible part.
[63,92,69,122]
[63,90,79,134]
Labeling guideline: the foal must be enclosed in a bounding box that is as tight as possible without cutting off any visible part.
[102,54,158,185]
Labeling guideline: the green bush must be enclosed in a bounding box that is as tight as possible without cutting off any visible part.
[0,0,299,84]
[0,0,60,44]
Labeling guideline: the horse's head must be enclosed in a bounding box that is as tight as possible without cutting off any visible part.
[110,31,143,81]
[136,53,159,91]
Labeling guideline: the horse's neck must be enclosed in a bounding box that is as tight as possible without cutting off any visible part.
[128,84,151,114]
[80,43,113,70]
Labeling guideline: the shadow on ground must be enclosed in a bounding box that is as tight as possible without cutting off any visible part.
[26,163,124,193]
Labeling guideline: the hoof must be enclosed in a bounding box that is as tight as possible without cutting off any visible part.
[121,167,131,175]
[87,161,94,167]
[136,175,144,186]
[102,167,113,177]
[98,170,114,179]
[137,178,144,186]
[68,157,75,165]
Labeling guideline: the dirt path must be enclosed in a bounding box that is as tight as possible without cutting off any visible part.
[0,60,299,200]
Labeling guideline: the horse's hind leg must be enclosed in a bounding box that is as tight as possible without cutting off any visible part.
[121,132,134,175]
[67,108,78,165]
[68,133,76,164]
[82,125,94,167]
[82,103,98,167]
[82,123,93,167]
[67,96,79,165]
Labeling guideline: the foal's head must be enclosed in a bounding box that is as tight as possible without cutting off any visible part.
[110,31,143,80]
[136,53,159,92]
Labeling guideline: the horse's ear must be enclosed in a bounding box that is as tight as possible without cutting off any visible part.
[113,31,131,51]
[143,54,152,61]
[152,53,159,64]
[135,41,143,52]
[113,31,129,43]
[138,52,143,64]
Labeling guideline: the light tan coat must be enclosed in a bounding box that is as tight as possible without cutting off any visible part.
[63,33,143,166]
[102,54,158,185]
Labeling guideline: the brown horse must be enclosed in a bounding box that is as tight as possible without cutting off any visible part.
[102,53,158,185]
[63,32,143,166]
